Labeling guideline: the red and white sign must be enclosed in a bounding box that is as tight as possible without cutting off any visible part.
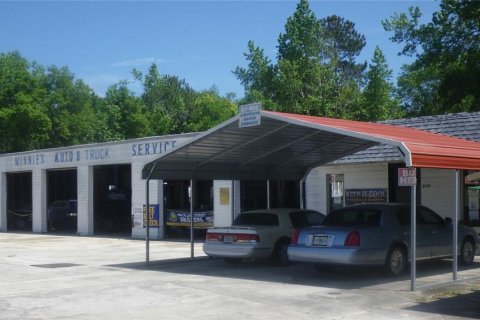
[398,168,417,186]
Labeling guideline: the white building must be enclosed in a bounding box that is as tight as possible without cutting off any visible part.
[1,111,479,239]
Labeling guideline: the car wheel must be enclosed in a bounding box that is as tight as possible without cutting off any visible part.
[272,240,289,266]
[223,258,241,265]
[460,238,475,266]
[386,245,407,276]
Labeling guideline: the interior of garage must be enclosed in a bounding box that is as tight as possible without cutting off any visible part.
[6,172,32,231]
[93,164,132,235]
[46,169,77,233]
[163,179,213,239]
[241,180,300,211]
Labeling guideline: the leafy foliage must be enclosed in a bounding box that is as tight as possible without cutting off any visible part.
[383,0,480,115]
[234,0,398,120]
[0,52,237,153]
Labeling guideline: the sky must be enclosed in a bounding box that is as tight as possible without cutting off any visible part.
[0,0,440,99]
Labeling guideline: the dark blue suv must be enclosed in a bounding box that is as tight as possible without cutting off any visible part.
[47,200,77,231]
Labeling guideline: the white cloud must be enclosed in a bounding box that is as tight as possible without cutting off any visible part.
[112,57,170,68]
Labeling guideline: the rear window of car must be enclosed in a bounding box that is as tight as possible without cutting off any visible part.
[322,209,381,226]
[289,211,325,228]
[233,213,279,226]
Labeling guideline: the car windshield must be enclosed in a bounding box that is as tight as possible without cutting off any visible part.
[322,208,381,226]
[233,213,279,226]
[289,211,325,228]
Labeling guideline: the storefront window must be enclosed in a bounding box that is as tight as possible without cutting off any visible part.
[329,174,344,212]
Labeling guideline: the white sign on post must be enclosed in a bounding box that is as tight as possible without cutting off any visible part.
[239,103,261,128]
[398,168,417,186]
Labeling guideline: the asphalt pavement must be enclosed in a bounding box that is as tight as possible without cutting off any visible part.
[1,232,480,319]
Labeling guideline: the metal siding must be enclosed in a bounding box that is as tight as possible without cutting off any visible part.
[420,169,455,219]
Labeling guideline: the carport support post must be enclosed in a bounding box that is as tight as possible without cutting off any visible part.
[267,180,271,210]
[453,169,459,281]
[300,179,304,209]
[190,178,195,259]
[146,178,150,264]
[410,180,417,291]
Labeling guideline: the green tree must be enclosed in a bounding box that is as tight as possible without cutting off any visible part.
[37,66,101,147]
[135,64,196,135]
[360,46,402,121]
[0,52,35,109]
[102,81,151,140]
[234,0,367,119]
[187,89,237,132]
[0,104,51,153]
[383,0,480,115]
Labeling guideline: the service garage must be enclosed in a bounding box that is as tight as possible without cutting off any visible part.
[0,133,198,238]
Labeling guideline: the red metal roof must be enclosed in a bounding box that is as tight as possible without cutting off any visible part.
[267,111,480,170]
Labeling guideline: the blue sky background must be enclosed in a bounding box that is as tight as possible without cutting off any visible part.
[0,1,440,98]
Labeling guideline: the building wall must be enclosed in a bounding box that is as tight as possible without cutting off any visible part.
[421,168,458,219]
[306,162,389,214]
[213,180,240,227]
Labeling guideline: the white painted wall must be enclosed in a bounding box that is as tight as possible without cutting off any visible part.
[213,180,240,227]
[420,168,457,219]
[306,162,389,214]
[32,169,47,233]
[77,166,94,236]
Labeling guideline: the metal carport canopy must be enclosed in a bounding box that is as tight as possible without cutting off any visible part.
[143,111,480,180]
[142,110,480,291]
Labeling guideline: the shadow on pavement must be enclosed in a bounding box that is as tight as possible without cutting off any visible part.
[406,289,480,319]
[106,257,480,291]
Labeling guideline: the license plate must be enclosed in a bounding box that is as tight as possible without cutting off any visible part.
[223,235,233,243]
[312,235,329,247]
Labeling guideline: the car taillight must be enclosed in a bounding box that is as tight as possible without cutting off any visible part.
[234,234,260,243]
[291,229,300,245]
[206,233,222,241]
[344,231,360,246]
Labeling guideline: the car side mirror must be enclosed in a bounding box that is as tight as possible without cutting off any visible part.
[445,217,452,225]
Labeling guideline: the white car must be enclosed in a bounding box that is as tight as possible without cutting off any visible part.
[203,208,325,265]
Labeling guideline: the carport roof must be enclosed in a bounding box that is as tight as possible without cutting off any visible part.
[143,111,480,181]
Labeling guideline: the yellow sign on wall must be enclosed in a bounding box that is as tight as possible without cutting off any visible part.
[220,187,230,205]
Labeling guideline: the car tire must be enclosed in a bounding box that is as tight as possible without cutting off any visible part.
[460,238,475,266]
[386,245,407,276]
[223,258,241,265]
[272,240,289,266]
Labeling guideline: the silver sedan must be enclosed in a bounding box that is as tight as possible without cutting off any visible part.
[203,208,324,265]
[288,203,479,275]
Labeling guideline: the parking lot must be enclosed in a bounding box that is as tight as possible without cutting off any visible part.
[1,233,480,319]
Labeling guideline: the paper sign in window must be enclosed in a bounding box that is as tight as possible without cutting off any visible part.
[220,188,230,205]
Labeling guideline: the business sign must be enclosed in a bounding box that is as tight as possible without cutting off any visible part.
[239,103,261,128]
[345,188,387,206]
[143,204,160,228]
[398,168,417,186]
[166,210,214,228]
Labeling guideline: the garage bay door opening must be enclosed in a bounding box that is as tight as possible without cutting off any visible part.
[6,172,32,231]
[47,169,77,234]
[94,164,132,236]
[164,179,213,239]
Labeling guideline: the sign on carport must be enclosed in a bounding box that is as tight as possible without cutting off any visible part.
[239,103,261,128]
[398,168,416,186]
